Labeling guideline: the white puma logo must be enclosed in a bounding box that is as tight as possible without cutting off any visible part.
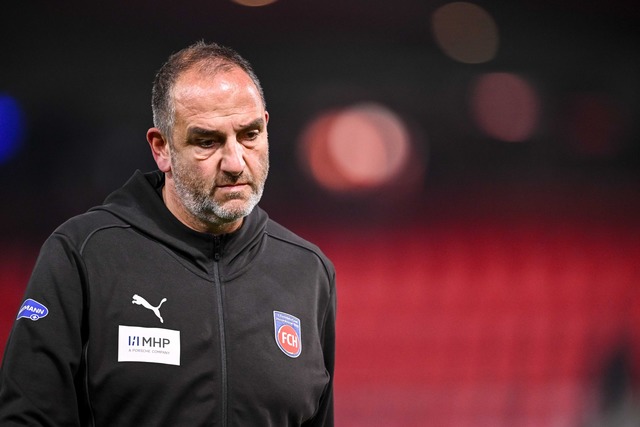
[132,294,167,323]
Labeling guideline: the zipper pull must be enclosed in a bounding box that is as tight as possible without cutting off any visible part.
[213,235,223,261]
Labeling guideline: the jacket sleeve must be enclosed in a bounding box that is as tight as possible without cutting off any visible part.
[0,232,88,426]
[304,270,336,427]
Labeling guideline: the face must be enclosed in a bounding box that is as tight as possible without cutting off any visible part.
[149,66,269,234]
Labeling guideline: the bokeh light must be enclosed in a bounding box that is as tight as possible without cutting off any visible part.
[299,103,419,193]
[231,0,277,7]
[431,2,499,64]
[470,72,540,142]
[0,95,25,164]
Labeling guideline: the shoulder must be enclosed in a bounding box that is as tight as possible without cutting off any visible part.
[50,209,129,251]
[264,219,327,258]
[264,219,335,279]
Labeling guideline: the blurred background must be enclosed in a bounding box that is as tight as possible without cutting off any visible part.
[1,0,639,425]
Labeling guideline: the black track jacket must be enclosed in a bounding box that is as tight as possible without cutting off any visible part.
[0,170,336,426]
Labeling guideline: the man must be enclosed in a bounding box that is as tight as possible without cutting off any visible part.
[0,41,336,426]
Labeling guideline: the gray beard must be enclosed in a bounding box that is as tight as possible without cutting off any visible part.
[172,174,265,226]
[167,140,269,228]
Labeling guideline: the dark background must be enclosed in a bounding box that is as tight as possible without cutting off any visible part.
[1,1,639,425]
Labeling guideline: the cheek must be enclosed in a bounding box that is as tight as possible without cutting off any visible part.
[248,147,269,175]
[200,161,221,181]
[188,167,216,187]
[174,155,214,179]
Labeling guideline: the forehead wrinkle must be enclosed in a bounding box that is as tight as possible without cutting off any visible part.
[172,68,253,104]
[173,85,262,117]
[171,68,266,136]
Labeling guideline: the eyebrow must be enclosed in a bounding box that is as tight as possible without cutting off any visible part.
[186,127,224,140]
[186,118,266,140]
[239,118,266,130]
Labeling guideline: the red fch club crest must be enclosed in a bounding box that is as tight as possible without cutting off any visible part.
[273,311,302,358]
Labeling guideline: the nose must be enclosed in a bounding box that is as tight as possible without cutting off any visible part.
[220,141,246,176]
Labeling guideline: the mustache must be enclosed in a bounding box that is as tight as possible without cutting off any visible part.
[214,171,253,187]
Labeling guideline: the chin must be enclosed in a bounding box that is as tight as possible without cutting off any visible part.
[212,202,252,221]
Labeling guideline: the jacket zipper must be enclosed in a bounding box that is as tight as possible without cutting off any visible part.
[213,237,228,426]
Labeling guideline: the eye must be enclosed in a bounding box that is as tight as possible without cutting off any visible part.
[197,139,218,148]
[245,130,259,140]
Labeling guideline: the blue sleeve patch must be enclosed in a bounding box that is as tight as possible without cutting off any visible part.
[17,299,49,321]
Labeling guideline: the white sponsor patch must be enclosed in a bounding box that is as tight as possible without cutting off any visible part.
[118,325,180,366]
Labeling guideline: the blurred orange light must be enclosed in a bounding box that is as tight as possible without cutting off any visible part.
[299,103,414,193]
[470,72,540,142]
[431,2,499,64]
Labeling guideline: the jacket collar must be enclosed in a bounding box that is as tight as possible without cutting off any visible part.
[93,170,269,275]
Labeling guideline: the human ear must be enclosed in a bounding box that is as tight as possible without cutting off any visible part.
[147,128,172,172]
